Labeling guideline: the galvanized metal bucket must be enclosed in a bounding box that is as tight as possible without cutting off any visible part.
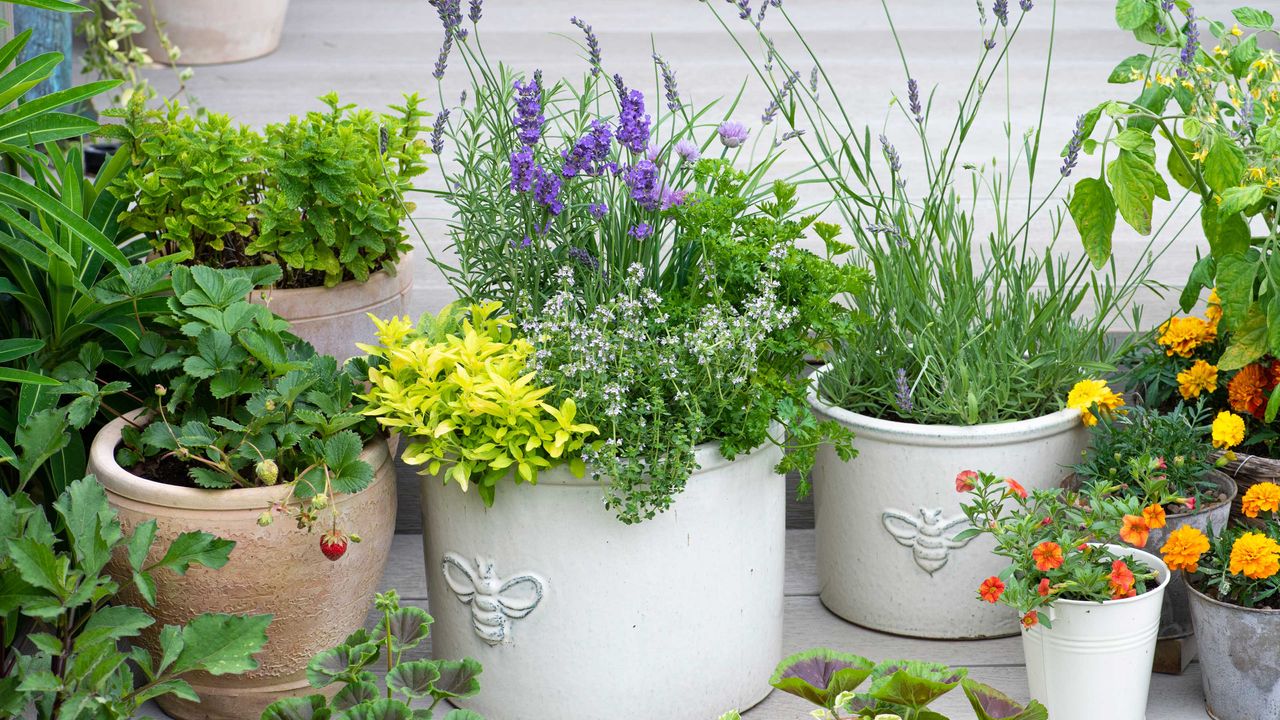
[1188,582,1280,720]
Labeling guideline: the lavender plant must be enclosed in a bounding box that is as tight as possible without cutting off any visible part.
[705,0,1170,425]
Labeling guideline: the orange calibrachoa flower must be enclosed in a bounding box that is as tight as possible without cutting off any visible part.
[1242,481,1280,519]
[1160,526,1210,572]
[1021,611,1039,629]
[1176,359,1218,400]
[1157,315,1216,357]
[955,470,979,493]
[1037,578,1051,597]
[1228,362,1271,419]
[1066,379,1125,427]
[1211,410,1246,450]
[1109,559,1137,599]
[1005,477,1028,499]
[1119,514,1151,548]
[1229,532,1280,580]
[1032,541,1064,571]
[978,576,1006,604]
[1142,504,1167,530]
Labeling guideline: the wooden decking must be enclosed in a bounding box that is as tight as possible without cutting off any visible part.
[137,530,1208,719]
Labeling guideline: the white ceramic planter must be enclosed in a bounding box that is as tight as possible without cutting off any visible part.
[808,372,1089,638]
[1023,545,1170,720]
[250,252,414,363]
[136,0,291,65]
[421,439,786,720]
[88,413,397,720]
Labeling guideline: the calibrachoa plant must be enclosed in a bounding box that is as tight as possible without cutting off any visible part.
[959,470,1162,629]
[1161,480,1280,608]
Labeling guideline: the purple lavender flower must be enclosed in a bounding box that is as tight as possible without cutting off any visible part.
[718,120,750,148]
[588,202,609,219]
[432,33,454,80]
[907,78,923,124]
[653,54,681,112]
[513,72,545,147]
[1156,21,1167,35]
[567,246,599,270]
[432,0,466,39]
[1180,6,1199,66]
[675,139,700,163]
[755,0,768,26]
[510,235,533,250]
[774,129,806,147]
[984,38,997,50]
[614,75,652,154]
[993,0,1009,26]
[659,185,687,210]
[629,223,654,240]
[1061,113,1085,177]
[562,120,613,178]
[1020,0,1033,9]
[624,160,661,210]
[894,368,913,413]
[726,0,751,21]
[532,165,564,215]
[809,67,819,93]
[879,134,902,175]
[570,16,602,77]
[468,0,482,22]
[1161,0,1174,10]
[762,71,800,125]
[430,108,450,155]
[509,146,536,192]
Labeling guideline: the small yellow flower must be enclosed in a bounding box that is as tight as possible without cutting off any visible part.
[1249,167,1268,182]
[1066,379,1124,427]
[1229,532,1280,580]
[1191,147,1209,163]
[1242,482,1280,518]
[1231,24,1243,37]
[1211,410,1246,450]
[1177,360,1219,400]
[1157,316,1215,357]
[1215,45,1230,58]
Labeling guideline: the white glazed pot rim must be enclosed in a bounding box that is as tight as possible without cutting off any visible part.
[807,366,1083,447]
[1186,575,1280,616]
[1046,543,1172,610]
[90,410,390,511]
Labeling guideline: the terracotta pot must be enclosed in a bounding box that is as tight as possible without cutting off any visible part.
[1188,581,1280,719]
[808,367,1089,639]
[250,252,415,363]
[135,0,291,65]
[88,412,397,720]
[420,438,786,720]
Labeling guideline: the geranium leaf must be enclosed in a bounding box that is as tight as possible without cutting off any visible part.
[769,648,875,708]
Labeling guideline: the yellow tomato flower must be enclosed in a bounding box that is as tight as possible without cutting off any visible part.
[1066,379,1124,427]
[1242,482,1280,519]
[1161,526,1210,573]
[1205,288,1223,329]
[1211,411,1246,450]
[1249,167,1268,182]
[1231,24,1243,37]
[1177,360,1219,400]
[1157,316,1215,357]
[1191,147,1209,163]
[1229,532,1280,580]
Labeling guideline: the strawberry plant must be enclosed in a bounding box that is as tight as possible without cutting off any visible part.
[262,590,484,720]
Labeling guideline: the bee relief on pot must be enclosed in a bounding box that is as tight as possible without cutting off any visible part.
[881,507,975,575]
[441,552,546,645]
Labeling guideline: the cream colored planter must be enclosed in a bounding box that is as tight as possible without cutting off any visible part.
[136,0,290,65]
[809,371,1088,638]
[421,440,786,720]
[88,412,396,720]
[251,253,414,363]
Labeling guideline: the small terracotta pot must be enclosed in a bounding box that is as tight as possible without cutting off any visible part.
[250,252,414,363]
[88,412,397,720]
[135,0,291,66]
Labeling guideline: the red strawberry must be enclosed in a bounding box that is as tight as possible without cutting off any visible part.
[320,531,348,561]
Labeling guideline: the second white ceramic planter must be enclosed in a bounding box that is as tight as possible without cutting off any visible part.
[1023,545,1170,720]
[420,439,786,720]
[809,374,1089,638]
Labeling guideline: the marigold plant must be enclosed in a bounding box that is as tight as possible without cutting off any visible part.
[1160,488,1280,609]
[359,302,598,506]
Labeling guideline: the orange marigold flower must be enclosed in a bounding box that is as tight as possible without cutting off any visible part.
[1142,504,1167,530]
[1161,525,1210,572]
[1120,514,1150,548]
[955,470,979,493]
[1005,478,1028,500]
[1242,482,1280,519]
[1157,316,1215,357]
[1177,360,1218,400]
[1032,541,1064,571]
[1228,363,1270,420]
[1021,611,1039,629]
[978,576,1006,604]
[1229,532,1280,580]
[1109,559,1137,599]
[1037,578,1051,597]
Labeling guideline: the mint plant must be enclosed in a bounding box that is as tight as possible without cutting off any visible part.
[0,477,271,719]
[262,590,484,720]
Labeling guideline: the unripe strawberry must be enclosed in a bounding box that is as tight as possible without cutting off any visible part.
[255,460,279,485]
[257,511,273,527]
[320,531,348,561]
[312,493,328,509]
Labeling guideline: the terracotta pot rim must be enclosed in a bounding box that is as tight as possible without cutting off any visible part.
[807,367,1081,446]
[1036,543,1172,610]
[1187,575,1280,616]
[91,410,390,510]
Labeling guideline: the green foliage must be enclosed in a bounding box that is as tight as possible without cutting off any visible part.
[0,477,270,719]
[77,0,192,108]
[262,590,484,720]
[119,265,379,541]
[760,648,1046,720]
[112,93,428,288]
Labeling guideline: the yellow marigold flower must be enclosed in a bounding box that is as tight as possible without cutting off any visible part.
[1157,316,1215,358]
[1242,482,1280,518]
[1212,410,1246,450]
[1177,360,1218,400]
[1066,378,1124,427]
[1161,526,1210,573]
[1229,532,1280,580]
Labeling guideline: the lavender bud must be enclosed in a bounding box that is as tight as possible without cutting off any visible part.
[430,108,450,155]
[1060,113,1085,177]
[1020,0,1033,9]
[468,0,482,22]
[727,0,751,21]
[774,128,806,147]
[879,133,902,175]
[570,16,602,77]
[433,33,454,80]
[653,53,681,112]
[993,0,1009,26]
[907,77,923,124]
[894,368,914,413]
[1180,6,1199,66]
